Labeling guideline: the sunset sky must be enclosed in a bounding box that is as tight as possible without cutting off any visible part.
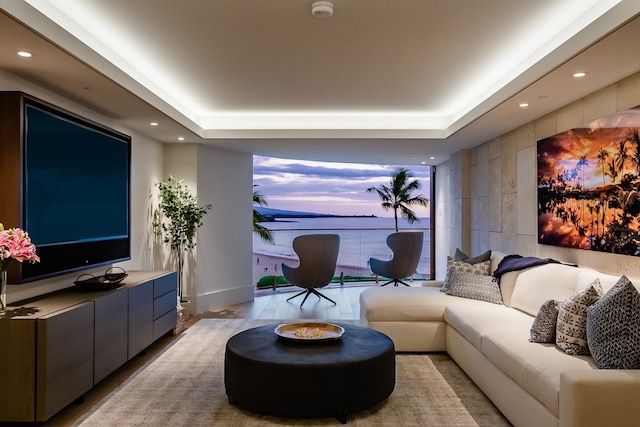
[538,107,640,189]
[537,127,635,188]
[253,155,432,217]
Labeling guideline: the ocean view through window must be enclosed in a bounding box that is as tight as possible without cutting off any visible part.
[253,155,433,289]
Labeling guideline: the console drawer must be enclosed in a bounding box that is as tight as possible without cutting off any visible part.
[154,290,176,320]
[153,272,177,298]
[153,309,177,340]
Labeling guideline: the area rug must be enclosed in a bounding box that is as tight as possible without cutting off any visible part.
[72,319,511,426]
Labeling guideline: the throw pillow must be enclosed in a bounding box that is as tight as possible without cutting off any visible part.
[529,299,559,343]
[445,270,502,304]
[441,257,491,293]
[454,248,492,264]
[556,279,603,355]
[587,275,640,369]
[454,248,468,261]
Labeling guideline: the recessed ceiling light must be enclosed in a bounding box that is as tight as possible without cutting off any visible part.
[178,137,185,141]
[429,156,435,160]
[150,122,158,126]
[573,72,587,78]
[421,161,426,165]
[519,103,529,108]
[17,51,33,58]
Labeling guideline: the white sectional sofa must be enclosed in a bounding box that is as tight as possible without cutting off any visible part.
[359,252,640,427]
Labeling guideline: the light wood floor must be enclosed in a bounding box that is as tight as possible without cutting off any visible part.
[199,283,372,322]
[38,283,379,426]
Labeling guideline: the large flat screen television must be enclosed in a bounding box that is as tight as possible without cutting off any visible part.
[18,96,131,281]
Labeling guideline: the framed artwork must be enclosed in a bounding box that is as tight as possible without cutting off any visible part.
[537,105,640,255]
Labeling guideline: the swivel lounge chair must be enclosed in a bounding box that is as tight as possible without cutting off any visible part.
[369,231,423,287]
[282,233,340,307]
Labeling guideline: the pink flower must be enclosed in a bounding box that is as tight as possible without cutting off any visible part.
[0,223,40,268]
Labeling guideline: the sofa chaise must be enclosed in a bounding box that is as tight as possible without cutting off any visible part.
[359,251,640,427]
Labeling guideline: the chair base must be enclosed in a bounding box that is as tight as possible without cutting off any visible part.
[380,279,411,287]
[287,288,337,307]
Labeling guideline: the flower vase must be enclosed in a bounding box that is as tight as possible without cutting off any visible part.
[0,269,7,311]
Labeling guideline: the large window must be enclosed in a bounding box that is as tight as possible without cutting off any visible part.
[252,155,434,289]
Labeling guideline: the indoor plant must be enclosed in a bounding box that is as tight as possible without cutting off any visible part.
[153,176,211,302]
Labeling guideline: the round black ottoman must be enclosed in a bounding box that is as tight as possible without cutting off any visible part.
[224,323,395,424]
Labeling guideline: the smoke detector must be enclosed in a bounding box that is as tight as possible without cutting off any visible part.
[312,1,333,18]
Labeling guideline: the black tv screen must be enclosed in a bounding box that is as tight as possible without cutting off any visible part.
[21,99,131,281]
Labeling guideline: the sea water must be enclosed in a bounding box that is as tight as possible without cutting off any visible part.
[253,216,431,277]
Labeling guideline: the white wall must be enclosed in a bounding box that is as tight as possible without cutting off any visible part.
[196,145,254,313]
[436,71,640,280]
[163,144,254,315]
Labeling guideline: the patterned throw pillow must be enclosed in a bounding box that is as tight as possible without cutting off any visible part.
[454,248,492,264]
[445,271,503,304]
[441,257,491,293]
[529,299,559,343]
[587,276,640,369]
[556,279,603,355]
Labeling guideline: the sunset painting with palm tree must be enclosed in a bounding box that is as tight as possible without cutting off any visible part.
[537,106,640,255]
